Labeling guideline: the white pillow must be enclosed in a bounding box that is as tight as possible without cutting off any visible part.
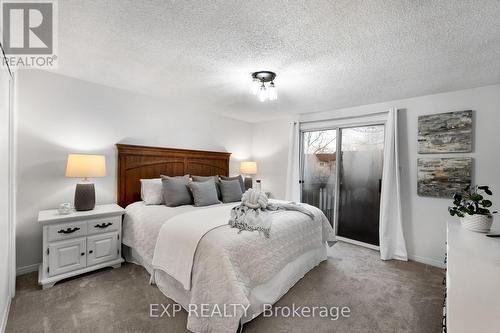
[140,178,164,205]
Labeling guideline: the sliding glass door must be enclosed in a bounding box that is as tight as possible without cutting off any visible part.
[337,125,384,246]
[300,130,337,223]
[300,124,384,247]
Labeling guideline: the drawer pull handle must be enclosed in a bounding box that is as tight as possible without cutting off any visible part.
[94,222,112,229]
[57,227,80,234]
[89,250,93,254]
[81,252,85,256]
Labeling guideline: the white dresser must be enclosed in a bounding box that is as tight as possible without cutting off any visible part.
[38,204,125,289]
[446,219,500,332]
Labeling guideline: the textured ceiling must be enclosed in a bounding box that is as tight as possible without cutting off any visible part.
[53,0,500,122]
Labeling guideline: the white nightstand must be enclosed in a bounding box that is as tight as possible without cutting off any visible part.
[38,204,125,289]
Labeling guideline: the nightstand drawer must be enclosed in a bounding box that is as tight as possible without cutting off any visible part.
[86,216,120,235]
[48,221,88,242]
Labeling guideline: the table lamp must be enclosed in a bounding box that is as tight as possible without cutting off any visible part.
[66,154,106,211]
[240,161,257,190]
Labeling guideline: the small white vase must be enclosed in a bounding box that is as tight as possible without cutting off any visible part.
[460,214,493,233]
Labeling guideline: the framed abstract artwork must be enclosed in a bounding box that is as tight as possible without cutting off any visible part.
[417,110,472,153]
[417,157,472,198]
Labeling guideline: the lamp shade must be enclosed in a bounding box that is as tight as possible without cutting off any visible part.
[240,161,257,175]
[66,154,106,178]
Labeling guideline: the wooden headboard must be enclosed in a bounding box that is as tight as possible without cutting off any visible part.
[116,144,231,207]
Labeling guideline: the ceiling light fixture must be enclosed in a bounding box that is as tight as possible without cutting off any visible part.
[251,71,277,102]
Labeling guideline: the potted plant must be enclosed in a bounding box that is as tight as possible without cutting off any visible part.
[448,185,497,232]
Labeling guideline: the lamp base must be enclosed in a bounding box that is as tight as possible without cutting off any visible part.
[74,183,95,211]
[244,177,253,190]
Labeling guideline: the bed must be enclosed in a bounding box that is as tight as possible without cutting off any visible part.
[117,144,335,333]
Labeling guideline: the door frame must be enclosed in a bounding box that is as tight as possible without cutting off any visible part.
[2,41,16,297]
[299,118,387,250]
[8,72,16,297]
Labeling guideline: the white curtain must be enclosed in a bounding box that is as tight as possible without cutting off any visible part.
[379,108,408,261]
[285,121,301,202]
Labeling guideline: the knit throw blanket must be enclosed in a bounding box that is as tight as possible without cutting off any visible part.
[228,189,314,238]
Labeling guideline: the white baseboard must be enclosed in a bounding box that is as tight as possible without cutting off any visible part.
[408,254,445,269]
[16,263,40,276]
[336,238,445,269]
[1,296,11,333]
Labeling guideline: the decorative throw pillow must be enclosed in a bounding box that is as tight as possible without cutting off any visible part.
[161,175,193,207]
[140,178,164,205]
[220,175,245,193]
[219,179,244,203]
[192,175,222,200]
[188,179,220,207]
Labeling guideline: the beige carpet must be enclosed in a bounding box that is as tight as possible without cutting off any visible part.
[7,242,444,333]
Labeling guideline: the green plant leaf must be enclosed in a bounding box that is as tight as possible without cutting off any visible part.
[448,185,495,217]
[482,200,492,208]
[470,194,483,202]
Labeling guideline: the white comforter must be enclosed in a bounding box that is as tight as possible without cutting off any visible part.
[123,200,335,333]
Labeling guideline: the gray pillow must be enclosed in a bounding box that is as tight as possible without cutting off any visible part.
[161,175,193,207]
[192,175,222,200]
[220,175,245,193]
[219,179,243,203]
[188,179,220,207]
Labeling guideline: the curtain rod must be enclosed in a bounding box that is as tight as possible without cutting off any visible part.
[298,110,390,125]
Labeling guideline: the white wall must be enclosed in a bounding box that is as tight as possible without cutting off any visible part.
[252,119,292,199]
[252,84,500,267]
[15,70,253,270]
[0,65,13,330]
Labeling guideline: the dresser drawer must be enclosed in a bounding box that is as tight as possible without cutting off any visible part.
[86,216,120,235]
[48,221,87,242]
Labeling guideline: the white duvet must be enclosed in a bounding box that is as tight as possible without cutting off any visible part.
[123,200,335,333]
